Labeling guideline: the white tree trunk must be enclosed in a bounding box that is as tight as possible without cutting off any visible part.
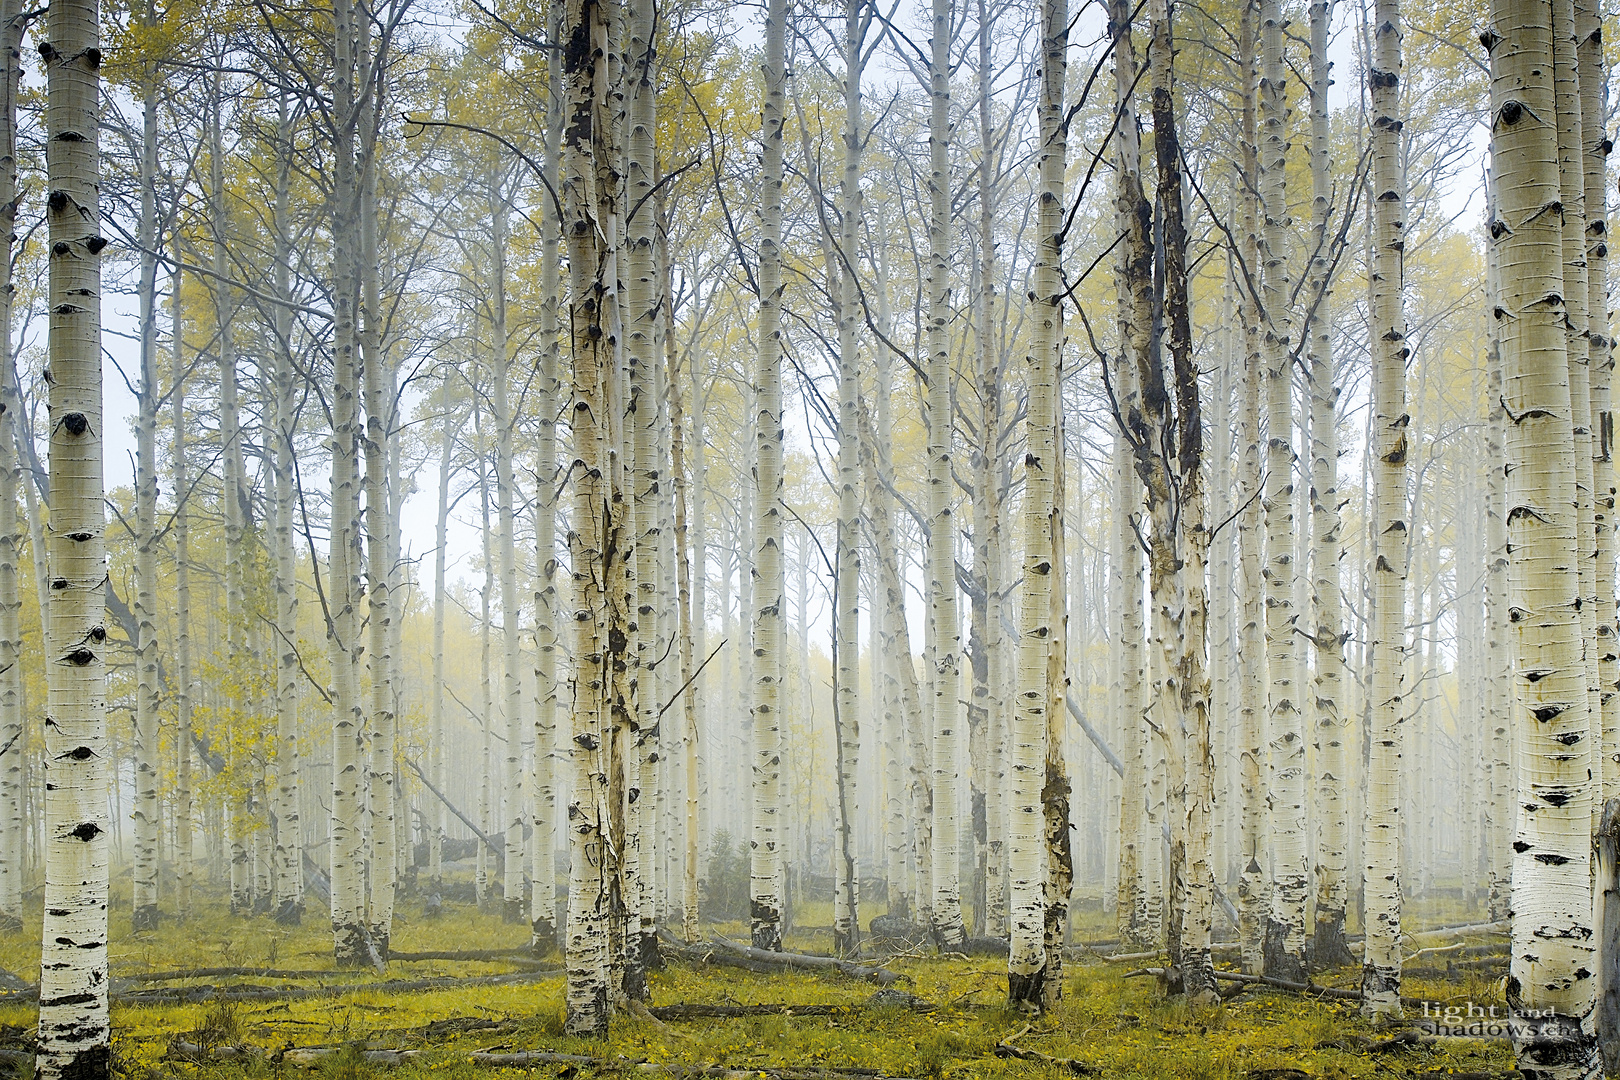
[531,13,564,943]
[130,0,161,933]
[1305,0,1349,968]
[562,0,623,1032]
[831,0,865,955]
[326,0,370,967]
[36,0,108,1066]
[270,90,302,927]
[750,0,787,952]
[1361,0,1409,1019]
[923,0,965,951]
[0,0,19,926]
[1008,0,1064,1011]
[169,267,194,920]
[1489,0,1602,1072]
[1235,0,1267,975]
[1258,0,1305,983]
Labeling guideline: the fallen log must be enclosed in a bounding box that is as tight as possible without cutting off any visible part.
[467,1052,890,1078]
[648,991,934,1021]
[1123,966,1361,1003]
[119,968,562,1005]
[662,940,785,976]
[707,938,899,986]
[387,949,536,962]
[165,1042,263,1063]
[281,1047,423,1067]
[124,968,354,983]
[993,1024,1098,1075]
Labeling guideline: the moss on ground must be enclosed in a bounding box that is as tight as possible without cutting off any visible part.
[0,889,1517,1079]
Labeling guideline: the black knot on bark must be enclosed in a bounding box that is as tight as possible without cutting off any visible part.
[51,241,69,256]
[68,745,93,761]
[68,821,100,842]
[1500,100,1523,126]
[36,41,56,62]
[85,236,107,255]
[46,190,67,213]
[84,47,100,69]
[50,578,67,590]
[62,412,87,435]
[65,648,95,666]
[89,625,104,642]
[66,532,91,543]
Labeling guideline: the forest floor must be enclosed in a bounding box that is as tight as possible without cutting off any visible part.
[0,887,1519,1079]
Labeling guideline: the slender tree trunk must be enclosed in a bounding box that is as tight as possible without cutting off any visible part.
[327,0,370,968]
[170,267,194,921]
[35,0,108,1064]
[0,0,20,927]
[562,0,624,1034]
[1488,0,1602,1072]
[923,0,966,952]
[973,0,1006,942]
[1306,0,1350,970]
[831,0,865,957]
[130,0,161,933]
[1484,174,1512,923]
[624,0,661,979]
[270,90,303,927]
[1257,0,1305,984]
[431,373,452,893]
[1360,0,1408,1020]
[1007,0,1065,1011]
[530,6,565,944]
[486,172,524,928]
[1235,0,1266,976]
[361,57,397,955]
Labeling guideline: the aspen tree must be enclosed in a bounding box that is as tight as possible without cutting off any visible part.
[1257,0,1306,984]
[1361,0,1409,1019]
[208,76,252,916]
[531,3,565,943]
[1488,0,1603,1071]
[130,0,160,934]
[1007,0,1064,1012]
[0,0,20,927]
[170,267,194,920]
[1549,0,1597,842]
[1575,0,1612,807]
[562,0,624,1033]
[831,0,866,957]
[1484,175,1511,922]
[1148,0,1216,1002]
[624,0,660,977]
[359,37,398,950]
[327,0,371,968]
[35,0,109,1064]
[1234,0,1267,975]
[487,170,524,927]
[270,90,302,926]
[922,0,967,951]
[1305,0,1350,969]
[972,0,1005,939]
[669,294,702,943]
[431,372,453,892]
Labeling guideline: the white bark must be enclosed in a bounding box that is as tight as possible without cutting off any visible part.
[1489,0,1602,1072]
[750,0,787,951]
[562,0,622,1032]
[130,0,160,933]
[1008,0,1064,1011]
[1305,0,1349,968]
[923,0,966,952]
[1361,0,1408,1019]
[270,90,302,927]
[0,0,19,925]
[1258,0,1305,984]
[36,0,109,1067]
[831,0,865,956]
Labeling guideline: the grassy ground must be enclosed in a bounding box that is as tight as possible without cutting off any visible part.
[0,886,1518,1079]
